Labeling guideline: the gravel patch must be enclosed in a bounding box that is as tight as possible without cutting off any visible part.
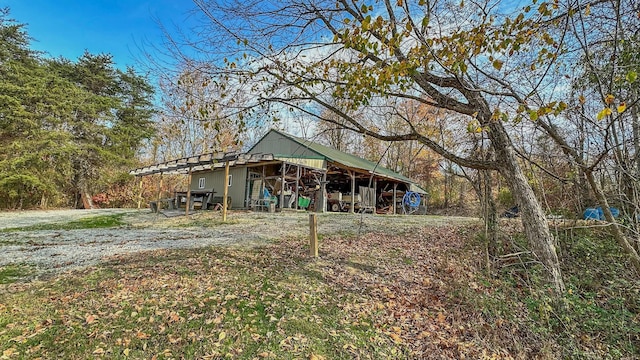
[0,208,136,230]
[0,209,478,279]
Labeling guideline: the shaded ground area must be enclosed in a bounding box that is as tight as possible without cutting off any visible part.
[0,209,477,279]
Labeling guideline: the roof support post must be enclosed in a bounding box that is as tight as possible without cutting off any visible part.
[222,160,230,222]
[318,171,327,213]
[280,162,285,209]
[350,171,355,214]
[137,176,144,210]
[373,178,377,214]
[295,165,300,210]
[185,167,193,216]
[392,183,398,215]
[261,165,265,197]
[157,173,164,211]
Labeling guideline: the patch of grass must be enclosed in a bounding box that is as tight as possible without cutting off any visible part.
[175,218,241,227]
[0,264,33,284]
[0,243,403,359]
[0,239,20,247]
[2,214,126,232]
[401,257,413,265]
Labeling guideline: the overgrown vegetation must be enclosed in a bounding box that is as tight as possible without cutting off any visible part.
[1,214,126,232]
[469,226,640,358]
[1,222,637,358]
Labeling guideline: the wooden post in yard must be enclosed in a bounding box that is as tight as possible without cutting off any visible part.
[137,176,144,210]
[222,160,230,222]
[185,167,193,216]
[309,213,318,257]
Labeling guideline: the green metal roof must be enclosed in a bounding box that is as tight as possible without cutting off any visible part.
[254,129,427,193]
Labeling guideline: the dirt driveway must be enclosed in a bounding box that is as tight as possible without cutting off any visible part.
[0,209,478,279]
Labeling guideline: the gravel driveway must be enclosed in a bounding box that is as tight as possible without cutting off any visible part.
[0,209,478,279]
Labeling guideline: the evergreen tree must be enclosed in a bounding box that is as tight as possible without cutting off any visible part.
[0,8,155,209]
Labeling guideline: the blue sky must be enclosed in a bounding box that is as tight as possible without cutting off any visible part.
[5,0,197,69]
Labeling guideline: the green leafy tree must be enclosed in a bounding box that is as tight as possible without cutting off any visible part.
[0,8,74,208]
[0,9,156,209]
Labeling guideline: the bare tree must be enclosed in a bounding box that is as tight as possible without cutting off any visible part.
[153,0,634,292]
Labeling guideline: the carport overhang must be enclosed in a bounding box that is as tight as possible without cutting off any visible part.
[129,152,276,176]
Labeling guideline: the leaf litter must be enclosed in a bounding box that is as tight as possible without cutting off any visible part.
[0,212,540,359]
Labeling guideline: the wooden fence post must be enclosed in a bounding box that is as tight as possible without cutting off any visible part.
[309,213,318,257]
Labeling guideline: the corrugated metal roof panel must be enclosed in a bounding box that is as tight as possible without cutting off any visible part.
[261,129,427,193]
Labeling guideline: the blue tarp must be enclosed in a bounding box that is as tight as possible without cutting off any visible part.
[583,207,620,221]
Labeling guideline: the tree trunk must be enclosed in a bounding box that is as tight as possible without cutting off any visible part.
[40,193,48,209]
[631,89,640,176]
[78,174,95,210]
[489,121,566,294]
[81,191,95,209]
[630,91,640,253]
[481,170,498,259]
[472,169,499,272]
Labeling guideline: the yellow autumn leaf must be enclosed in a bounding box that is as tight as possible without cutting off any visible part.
[123,348,130,357]
[389,333,402,343]
[492,59,503,70]
[93,347,105,355]
[604,94,615,104]
[406,21,413,32]
[218,331,226,340]
[596,107,612,120]
[617,102,626,113]
[136,330,150,339]
[585,3,591,15]
[3,348,17,357]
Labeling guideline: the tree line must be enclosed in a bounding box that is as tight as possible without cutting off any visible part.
[0,9,155,209]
